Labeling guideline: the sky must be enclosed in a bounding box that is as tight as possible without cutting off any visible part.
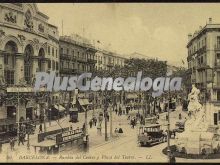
[37,3,220,67]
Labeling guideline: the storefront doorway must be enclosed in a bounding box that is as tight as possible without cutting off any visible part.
[7,106,16,119]
[26,107,33,120]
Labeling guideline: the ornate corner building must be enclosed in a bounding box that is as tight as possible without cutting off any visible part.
[0,3,59,133]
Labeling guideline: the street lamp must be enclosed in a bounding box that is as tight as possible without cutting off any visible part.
[16,87,20,142]
[26,118,30,150]
[166,69,173,163]
[103,91,110,141]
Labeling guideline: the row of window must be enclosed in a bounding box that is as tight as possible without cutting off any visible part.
[188,37,206,55]
[48,46,58,58]
[48,60,59,70]
[60,47,95,60]
[60,61,93,72]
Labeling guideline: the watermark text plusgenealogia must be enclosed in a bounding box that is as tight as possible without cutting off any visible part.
[34,71,182,97]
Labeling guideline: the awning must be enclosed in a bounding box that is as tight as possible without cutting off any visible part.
[78,98,92,106]
[26,100,35,108]
[69,107,78,112]
[126,93,138,99]
[54,105,66,112]
[59,105,65,111]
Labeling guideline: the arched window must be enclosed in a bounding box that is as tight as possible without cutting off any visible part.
[24,44,34,84]
[4,41,18,85]
[38,48,45,72]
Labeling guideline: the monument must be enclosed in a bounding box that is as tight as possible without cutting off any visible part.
[175,85,220,155]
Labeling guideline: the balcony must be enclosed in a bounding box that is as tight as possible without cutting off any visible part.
[197,63,209,71]
[60,54,72,60]
[215,61,220,68]
[215,44,220,51]
[213,83,220,89]
[60,68,72,74]
[77,58,87,63]
[87,59,97,64]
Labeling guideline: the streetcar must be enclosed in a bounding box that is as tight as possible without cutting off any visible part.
[69,107,79,123]
[137,124,167,147]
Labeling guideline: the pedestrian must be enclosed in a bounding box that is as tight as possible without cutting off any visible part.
[127,115,130,120]
[82,123,86,133]
[39,124,43,133]
[166,114,168,121]
[173,131,176,139]
[70,125,73,131]
[126,107,129,115]
[118,127,123,133]
[18,133,24,146]
[114,128,118,133]
[107,113,110,122]
[11,137,15,151]
[119,106,122,116]
[89,119,93,128]
[115,108,118,115]
[179,113,182,120]
[9,137,13,151]
[93,117,97,126]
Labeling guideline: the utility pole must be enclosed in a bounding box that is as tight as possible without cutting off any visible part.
[110,92,113,138]
[85,105,88,135]
[167,91,171,163]
[17,87,20,140]
[166,66,172,163]
[104,93,108,141]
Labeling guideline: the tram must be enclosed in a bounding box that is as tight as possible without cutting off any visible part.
[137,124,167,147]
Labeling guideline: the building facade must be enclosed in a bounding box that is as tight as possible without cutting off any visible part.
[187,18,220,125]
[95,49,126,71]
[0,3,59,133]
[59,35,97,77]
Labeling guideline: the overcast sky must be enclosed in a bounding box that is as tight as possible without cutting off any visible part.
[37,3,220,67]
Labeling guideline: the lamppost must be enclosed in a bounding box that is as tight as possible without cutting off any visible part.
[26,118,30,150]
[166,69,173,163]
[104,91,109,141]
[16,86,20,141]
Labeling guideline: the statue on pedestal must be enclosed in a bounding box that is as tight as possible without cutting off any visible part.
[185,84,208,132]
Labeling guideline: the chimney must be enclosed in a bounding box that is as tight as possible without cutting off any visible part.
[209,17,212,24]
[188,33,192,41]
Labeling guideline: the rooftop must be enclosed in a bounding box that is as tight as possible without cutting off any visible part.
[187,18,220,47]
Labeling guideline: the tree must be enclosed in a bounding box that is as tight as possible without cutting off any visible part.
[111,58,167,78]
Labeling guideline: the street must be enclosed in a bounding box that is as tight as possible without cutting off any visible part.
[1,105,209,163]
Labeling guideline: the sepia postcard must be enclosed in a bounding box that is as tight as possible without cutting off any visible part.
[0,2,220,164]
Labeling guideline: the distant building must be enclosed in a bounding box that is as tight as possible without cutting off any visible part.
[95,49,126,71]
[128,52,153,60]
